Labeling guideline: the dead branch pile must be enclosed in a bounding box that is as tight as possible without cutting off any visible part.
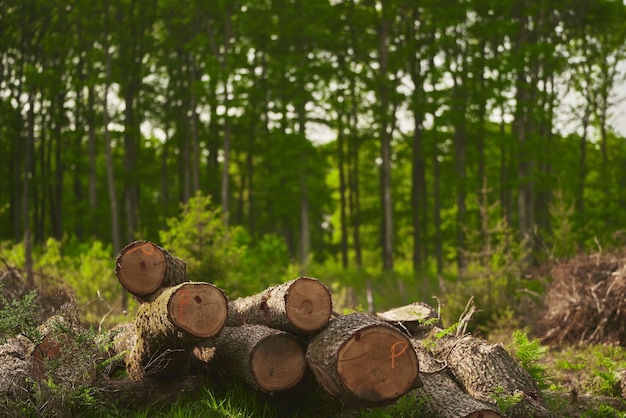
[538,252,626,346]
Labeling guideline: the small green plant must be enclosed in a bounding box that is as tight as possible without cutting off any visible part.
[489,387,523,413]
[508,330,550,389]
[582,404,626,418]
[0,285,41,344]
[420,322,459,350]
[593,357,622,397]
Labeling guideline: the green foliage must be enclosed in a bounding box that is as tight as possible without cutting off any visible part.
[489,387,523,413]
[508,330,550,390]
[159,193,244,286]
[159,192,298,298]
[549,344,626,398]
[0,286,41,343]
[0,237,128,325]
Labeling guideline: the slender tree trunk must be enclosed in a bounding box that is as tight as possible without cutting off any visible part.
[87,84,98,230]
[575,105,590,229]
[103,42,123,308]
[338,112,349,269]
[189,56,200,194]
[24,90,35,288]
[433,131,443,282]
[377,11,394,273]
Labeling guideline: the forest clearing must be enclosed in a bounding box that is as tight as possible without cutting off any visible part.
[3,0,626,416]
[1,240,626,417]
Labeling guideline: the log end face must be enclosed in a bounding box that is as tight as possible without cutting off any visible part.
[116,241,166,296]
[169,282,228,338]
[285,277,332,332]
[251,333,306,392]
[337,325,419,405]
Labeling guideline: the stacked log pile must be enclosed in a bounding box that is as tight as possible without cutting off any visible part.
[0,240,560,417]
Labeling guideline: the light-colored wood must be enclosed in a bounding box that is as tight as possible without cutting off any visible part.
[169,283,228,338]
[306,312,421,407]
[285,277,332,332]
[250,331,306,391]
[115,240,186,300]
[377,302,443,338]
[227,277,332,334]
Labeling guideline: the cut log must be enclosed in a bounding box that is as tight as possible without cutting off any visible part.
[377,302,443,338]
[197,325,307,392]
[428,330,552,418]
[127,282,228,380]
[115,240,186,301]
[227,277,332,334]
[306,312,421,407]
[411,341,502,418]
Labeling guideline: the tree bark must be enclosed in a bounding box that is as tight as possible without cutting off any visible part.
[412,341,502,418]
[127,282,228,380]
[428,330,552,418]
[198,325,307,393]
[306,312,421,407]
[226,277,332,334]
[115,240,187,301]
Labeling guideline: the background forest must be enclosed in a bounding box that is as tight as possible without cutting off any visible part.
[2,0,626,329]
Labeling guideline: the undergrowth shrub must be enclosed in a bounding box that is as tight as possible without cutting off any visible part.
[159,192,298,298]
[508,330,550,389]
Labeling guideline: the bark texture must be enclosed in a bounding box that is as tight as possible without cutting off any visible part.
[227,277,332,334]
[202,325,307,392]
[115,240,187,301]
[306,312,421,407]
[127,282,227,380]
[411,342,501,418]
[430,331,552,418]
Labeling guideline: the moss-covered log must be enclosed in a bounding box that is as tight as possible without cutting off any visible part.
[227,277,332,334]
[115,240,186,301]
[127,282,228,380]
[306,312,421,407]
[198,325,307,392]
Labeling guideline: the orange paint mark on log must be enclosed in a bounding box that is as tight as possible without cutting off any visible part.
[389,341,408,369]
[177,289,193,320]
[125,242,155,256]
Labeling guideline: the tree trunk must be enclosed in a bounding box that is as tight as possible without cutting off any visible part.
[198,325,307,393]
[115,240,187,301]
[227,277,331,334]
[428,330,551,418]
[306,312,421,407]
[127,282,228,380]
[377,8,394,273]
[412,342,502,418]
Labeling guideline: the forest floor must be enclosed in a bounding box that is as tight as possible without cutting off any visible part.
[2,251,626,417]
